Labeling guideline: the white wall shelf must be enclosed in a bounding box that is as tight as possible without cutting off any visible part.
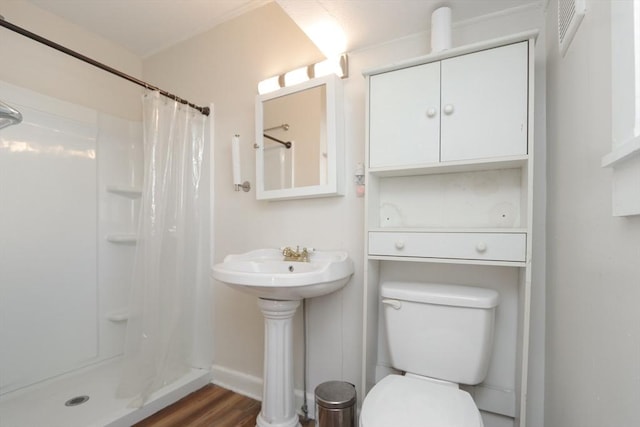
[368,227,528,233]
[106,309,129,322]
[106,185,142,198]
[369,155,528,177]
[105,186,141,243]
[106,233,137,244]
[366,255,527,268]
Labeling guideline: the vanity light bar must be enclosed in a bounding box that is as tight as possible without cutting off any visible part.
[257,54,348,95]
[284,66,309,87]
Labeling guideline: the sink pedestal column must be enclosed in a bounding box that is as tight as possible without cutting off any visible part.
[256,298,301,427]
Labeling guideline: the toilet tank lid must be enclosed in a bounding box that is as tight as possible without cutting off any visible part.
[381,281,499,309]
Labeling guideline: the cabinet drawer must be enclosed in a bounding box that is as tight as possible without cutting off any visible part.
[368,231,526,262]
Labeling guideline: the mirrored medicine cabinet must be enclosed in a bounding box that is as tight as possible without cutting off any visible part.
[255,74,344,201]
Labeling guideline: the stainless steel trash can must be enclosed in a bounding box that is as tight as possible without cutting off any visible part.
[315,381,357,427]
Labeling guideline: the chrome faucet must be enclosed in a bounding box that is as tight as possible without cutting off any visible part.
[282,246,311,262]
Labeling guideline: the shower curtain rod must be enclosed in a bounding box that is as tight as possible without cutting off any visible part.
[0,17,210,116]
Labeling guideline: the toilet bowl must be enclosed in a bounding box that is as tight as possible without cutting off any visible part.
[360,281,499,427]
[359,375,483,427]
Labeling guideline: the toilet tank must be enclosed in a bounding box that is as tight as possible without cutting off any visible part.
[381,281,499,385]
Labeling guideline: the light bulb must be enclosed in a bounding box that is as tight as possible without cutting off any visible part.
[284,66,309,87]
[258,76,281,94]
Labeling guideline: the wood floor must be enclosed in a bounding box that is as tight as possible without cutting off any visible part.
[134,384,315,427]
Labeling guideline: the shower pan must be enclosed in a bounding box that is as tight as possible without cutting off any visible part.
[0,99,22,129]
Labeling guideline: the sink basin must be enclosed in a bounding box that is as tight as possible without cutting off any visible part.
[211,248,354,300]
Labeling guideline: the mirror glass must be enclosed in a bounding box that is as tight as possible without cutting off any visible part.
[256,75,343,200]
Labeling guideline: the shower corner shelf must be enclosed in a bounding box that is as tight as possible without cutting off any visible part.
[106,309,130,322]
[106,185,142,198]
[106,233,137,244]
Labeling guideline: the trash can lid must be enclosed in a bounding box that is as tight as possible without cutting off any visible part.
[315,381,357,409]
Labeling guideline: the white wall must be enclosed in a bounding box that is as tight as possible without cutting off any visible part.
[143,3,547,424]
[545,1,640,426]
[143,3,355,405]
[0,0,142,120]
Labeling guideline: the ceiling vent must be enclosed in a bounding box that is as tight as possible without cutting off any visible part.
[558,0,587,57]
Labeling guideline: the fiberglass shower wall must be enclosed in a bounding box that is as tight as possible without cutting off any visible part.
[0,81,142,394]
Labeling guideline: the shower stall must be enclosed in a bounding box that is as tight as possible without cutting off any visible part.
[0,79,213,426]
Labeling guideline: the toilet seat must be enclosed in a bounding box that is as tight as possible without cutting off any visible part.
[360,375,483,427]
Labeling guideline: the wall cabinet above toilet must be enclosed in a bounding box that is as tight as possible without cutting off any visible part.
[369,41,529,168]
[362,31,537,427]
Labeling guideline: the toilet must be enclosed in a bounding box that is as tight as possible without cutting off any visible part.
[360,281,499,427]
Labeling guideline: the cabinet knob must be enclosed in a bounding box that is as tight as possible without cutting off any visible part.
[475,242,487,253]
[426,108,437,118]
[443,104,454,115]
[394,241,405,250]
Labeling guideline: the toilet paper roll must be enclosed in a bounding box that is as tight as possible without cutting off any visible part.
[431,6,452,53]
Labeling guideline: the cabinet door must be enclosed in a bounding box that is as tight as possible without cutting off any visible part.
[369,62,440,167]
[440,41,528,162]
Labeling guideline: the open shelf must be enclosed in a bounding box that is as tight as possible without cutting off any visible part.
[106,185,142,198]
[106,309,129,322]
[368,155,528,177]
[106,233,137,244]
[368,255,526,267]
[369,227,528,233]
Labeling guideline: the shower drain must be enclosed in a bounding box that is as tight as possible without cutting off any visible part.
[64,395,90,407]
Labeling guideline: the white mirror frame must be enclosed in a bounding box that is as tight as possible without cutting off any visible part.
[255,74,344,201]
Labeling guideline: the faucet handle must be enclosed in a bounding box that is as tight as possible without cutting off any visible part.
[282,246,293,257]
[300,247,312,262]
[282,246,313,261]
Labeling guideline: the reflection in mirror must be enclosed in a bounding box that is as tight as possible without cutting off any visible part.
[263,123,294,191]
[256,75,343,200]
[263,84,326,191]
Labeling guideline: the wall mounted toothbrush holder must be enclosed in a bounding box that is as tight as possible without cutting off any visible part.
[232,134,251,192]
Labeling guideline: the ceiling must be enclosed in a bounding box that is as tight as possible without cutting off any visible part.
[27,0,540,58]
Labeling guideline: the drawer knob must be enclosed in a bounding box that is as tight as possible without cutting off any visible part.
[443,104,454,115]
[475,242,487,253]
[426,107,437,118]
[394,241,405,250]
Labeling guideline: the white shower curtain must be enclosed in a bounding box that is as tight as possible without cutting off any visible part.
[117,91,207,407]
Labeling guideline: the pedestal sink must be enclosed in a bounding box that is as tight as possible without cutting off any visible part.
[211,249,354,427]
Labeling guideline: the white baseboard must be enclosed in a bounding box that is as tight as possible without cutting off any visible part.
[210,364,262,401]
[210,364,316,419]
